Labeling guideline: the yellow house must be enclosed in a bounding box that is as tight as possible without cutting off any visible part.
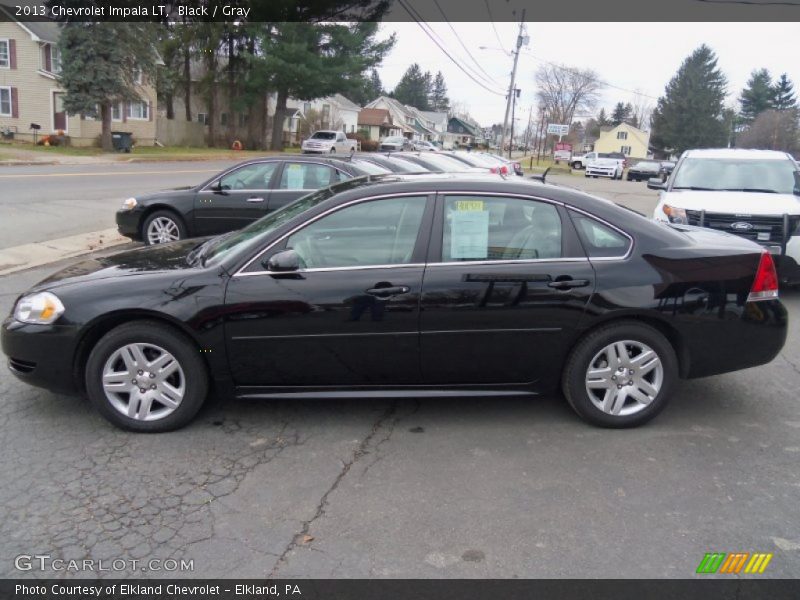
[594,123,650,159]
[0,14,158,146]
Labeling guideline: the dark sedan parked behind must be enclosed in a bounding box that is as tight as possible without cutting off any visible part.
[116,155,390,245]
[4,174,787,432]
[626,160,663,182]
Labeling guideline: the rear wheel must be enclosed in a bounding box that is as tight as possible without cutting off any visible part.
[573,162,582,170]
[85,321,209,432]
[562,321,677,428]
[330,147,336,154]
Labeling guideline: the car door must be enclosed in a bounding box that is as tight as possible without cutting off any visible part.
[193,161,280,236]
[335,131,348,152]
[419,193,596,385]
[267,161,350,214]
[224,193,434,387]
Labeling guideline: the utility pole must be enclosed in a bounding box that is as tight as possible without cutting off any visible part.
[509,88,520,158]
[499,9,526,160]
[524,104,533,155]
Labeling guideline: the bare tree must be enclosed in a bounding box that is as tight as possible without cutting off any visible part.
[534,64,603,126]
[629,90,654,130]
[737,109,799,153]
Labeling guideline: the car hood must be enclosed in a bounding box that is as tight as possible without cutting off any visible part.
[591,159,618,166]
[32,239,205,292]
[136,186,198,201]
[661,191,800,215]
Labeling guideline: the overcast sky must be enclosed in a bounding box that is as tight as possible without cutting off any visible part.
[375,22,800,129]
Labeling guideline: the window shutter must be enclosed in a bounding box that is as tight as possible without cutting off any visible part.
[9,39,17,69]
[11,87,18,118]
[44,44,51,72]
[122,102,127,122]
[148,100,153,121]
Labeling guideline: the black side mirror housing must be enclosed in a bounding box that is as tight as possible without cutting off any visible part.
[648,178,667,191]
[265,249,301,272]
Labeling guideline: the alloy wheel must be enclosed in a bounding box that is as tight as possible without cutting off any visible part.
[146,216,181,244]
[101,342,186,421]
[584,340,663,417]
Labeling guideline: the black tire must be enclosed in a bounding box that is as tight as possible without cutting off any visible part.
[573,162,582,170]
[330,147,336,154]
[85,321,209,432]
[562,321,678,428]
[142,210,187,246]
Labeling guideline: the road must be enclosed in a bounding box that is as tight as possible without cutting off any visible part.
[0,167,799,578]
[0,161,238,249]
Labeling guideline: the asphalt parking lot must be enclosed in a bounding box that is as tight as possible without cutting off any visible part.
[1,172,799,578]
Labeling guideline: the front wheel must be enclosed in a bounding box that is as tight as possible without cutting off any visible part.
[329,147,336,154]
[562,321,678,428]
[143,210,186,246]
[85,321,209,432]
[573,162,582,170]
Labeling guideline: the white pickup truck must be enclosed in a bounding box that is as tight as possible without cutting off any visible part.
[301,130,356,154]
[569,151,627,170]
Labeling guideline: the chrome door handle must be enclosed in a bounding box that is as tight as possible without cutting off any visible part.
[247,197,265,203]
[548,279,590,290]
[365,286,410,297]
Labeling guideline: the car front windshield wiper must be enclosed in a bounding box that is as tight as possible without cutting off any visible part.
[671,186,716,191]
[719,188,778,193]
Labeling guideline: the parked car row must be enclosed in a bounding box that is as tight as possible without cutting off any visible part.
[116,152,524,246]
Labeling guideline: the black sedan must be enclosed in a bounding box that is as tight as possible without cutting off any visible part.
[115,155,389,245]
[626,160,663,182]
[3,174,787,432]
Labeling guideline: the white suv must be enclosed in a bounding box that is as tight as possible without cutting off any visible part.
[651,148,800,285]
[301,130,356,154]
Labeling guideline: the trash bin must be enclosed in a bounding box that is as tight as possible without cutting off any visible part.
[111,131,133,153]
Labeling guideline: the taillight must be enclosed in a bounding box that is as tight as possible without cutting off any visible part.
[748,251,779,302]
[500,165,509,174]
[490,166,498,174]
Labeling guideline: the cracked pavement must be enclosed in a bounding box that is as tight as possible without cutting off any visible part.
[1,175,799,578]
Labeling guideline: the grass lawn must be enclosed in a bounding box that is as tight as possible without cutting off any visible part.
[519,155,578,176]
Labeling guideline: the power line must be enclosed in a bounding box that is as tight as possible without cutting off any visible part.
[484,0,509,54]
[432,0,503,89]
[397,0,505,97]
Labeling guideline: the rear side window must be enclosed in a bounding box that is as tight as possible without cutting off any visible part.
[570,212,631,258]
[442,195,562,262]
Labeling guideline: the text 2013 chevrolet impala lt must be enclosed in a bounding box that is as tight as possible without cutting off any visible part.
[2,175,788,432]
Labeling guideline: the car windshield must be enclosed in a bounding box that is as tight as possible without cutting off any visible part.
[416,154,471,171]
[383,137,403,143]
[672,157,800,194]
[448,153,494,167]
[311,132,336,140]
[386,156,430,171]
[636,162,660,169]
[202,178,377,265]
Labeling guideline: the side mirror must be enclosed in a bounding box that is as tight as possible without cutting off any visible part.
[264,249,300,272]
[647,178,667,191]
[210,179,226,192]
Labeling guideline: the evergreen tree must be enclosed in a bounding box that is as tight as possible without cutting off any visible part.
[57,22,159,151]
[430,71,450,112]
[623,102,637,127]
[739,68,774,123]
[393,63,431,110]
[596,108,611,127]
[773,73,797,111]
[252,21,394,150]
[368,69,385,99]
[611,102,630,126]
[650,45,728,154]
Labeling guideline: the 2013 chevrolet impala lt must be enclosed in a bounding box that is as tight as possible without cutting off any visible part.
[1,174,788,432]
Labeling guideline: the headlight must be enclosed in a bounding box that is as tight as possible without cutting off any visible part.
[662,204,687,224]
[13,292,65,325]
[122,197,137,210]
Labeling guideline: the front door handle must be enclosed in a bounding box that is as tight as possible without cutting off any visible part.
[247,196,265,203]
[547,278,590,290]
[365,286,410,297]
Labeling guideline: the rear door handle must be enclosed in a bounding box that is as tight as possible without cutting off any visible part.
[247,197,265,203]
[547,279,590,290]
[365,286,410,297]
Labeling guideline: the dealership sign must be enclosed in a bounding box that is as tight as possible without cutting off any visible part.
[554,142,572,161]
[547,123,570,136]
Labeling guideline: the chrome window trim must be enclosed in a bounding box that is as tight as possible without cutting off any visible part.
[200,160,348,193]
[233,191,433,277]
[200,160,280,193]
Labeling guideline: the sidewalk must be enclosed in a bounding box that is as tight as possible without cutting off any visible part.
[0,228,130,276]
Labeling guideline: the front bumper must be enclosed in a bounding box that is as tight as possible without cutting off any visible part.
[116,208,143,240]
[2,317,82,394]
[586,167,617,178]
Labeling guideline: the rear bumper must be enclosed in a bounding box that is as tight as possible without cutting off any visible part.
[1,317,81,394]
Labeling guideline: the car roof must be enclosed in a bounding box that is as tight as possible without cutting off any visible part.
[311,130,340,134]
[682,148,792,160]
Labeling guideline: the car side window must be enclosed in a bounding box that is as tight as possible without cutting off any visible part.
[286,196,427,269]
[278,163,340,190]
[570,212,631,258]
[442,196,562,262]
[218,162,278,191]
